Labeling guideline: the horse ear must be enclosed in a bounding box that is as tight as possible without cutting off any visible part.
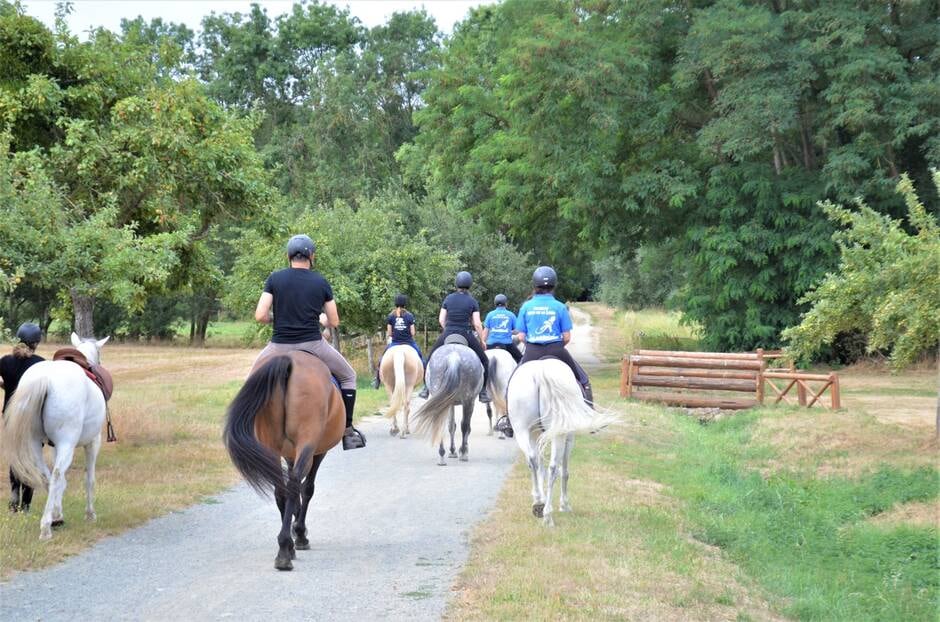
[96,336,110,348]
[71,332,82,348]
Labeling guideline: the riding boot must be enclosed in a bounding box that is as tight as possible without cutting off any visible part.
[340,389,366,450]
[418,385,429,399]
[478,387,491,404]
[582,383,595,410]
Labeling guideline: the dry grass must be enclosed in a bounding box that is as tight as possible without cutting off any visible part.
[867,499,939,529]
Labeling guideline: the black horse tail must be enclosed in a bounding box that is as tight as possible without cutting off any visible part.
[223,355,292,497]
[412,357,464,446]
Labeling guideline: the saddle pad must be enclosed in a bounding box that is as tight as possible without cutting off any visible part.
[444,334,469,346]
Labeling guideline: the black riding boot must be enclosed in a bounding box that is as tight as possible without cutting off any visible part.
[341,389,366,450]
[582,383,595,409]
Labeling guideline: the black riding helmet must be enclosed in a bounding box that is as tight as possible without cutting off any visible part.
[532,266,557,288]
[494,294,508,307]
[286,234,316,260]
[16,322,41,347]
[394,293,408,307]
[455,271,473,289]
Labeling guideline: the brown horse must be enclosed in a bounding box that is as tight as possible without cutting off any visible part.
[223,352,345,570]
[379,345,424,438]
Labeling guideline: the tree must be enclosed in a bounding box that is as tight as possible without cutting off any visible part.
[783,171,940,370]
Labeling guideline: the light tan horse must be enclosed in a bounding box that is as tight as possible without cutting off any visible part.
[379,345,424,438]
[223,352,345,570]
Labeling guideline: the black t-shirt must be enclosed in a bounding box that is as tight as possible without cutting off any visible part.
[387,311,415,343]
[442,292,479,330]
[264,268,334,344]
[0,353,44,411]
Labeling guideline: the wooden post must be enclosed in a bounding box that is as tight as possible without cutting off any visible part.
[620,356,628,397]
[756,348,765,405]
[830,373,841,409]
[423,322,429,352]
[797,379,808,406]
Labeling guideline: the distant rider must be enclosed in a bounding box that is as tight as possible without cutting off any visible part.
[1,323,45,512]
[418,271,491,403]
[252,235,365,450]
[495,267,593,436]
[372,294,424,389]
[482,294,522,363]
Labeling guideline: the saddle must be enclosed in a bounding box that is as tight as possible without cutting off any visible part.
[52,348,114,402]
[444,334,469,346]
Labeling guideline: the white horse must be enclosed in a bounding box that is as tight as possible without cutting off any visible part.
[506,358,618,527]
[1,333,109,540]
[484,348,516,437]
[380,344,424,438]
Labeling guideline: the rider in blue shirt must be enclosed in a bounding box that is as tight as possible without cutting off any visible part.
[372,294,424,388]
[482,294,522,363]
[495,266,593,436]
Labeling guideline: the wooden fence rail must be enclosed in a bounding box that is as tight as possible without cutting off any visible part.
[621,349,840,410]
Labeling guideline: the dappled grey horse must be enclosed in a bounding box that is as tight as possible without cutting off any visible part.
[412,335,484,465]
[506,358,619,526]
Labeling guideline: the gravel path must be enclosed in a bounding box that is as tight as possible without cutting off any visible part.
[0,406,515,621]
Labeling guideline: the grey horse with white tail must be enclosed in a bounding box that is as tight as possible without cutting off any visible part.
[412,335,484,465]
[506,358,619,526]
[484,348,516,437]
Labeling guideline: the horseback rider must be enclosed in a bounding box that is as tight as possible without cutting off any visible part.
[252,235,365,451]
[482,294,523,363]
[418,271,491,403]
[372,293,424,389]
[1,323,44,512]
[494,267,593,436]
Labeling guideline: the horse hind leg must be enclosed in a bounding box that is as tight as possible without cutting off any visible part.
[459,400,472,462]
[448,407,457,458]
[542,439,561,527]
[437,441,446,466]
[40,443,76,540]
[83,434,102,521]
[558,435,574,513]
[485,402,494,436]
[293,453,325,551]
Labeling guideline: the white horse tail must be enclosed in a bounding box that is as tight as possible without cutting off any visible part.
[386,348,408,420]
[413,358,463,446]
[1,373,49,488]
[535,364,619,454]
[488,355,508,415]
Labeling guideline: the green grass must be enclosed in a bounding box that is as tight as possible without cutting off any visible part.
[634,409,938,621]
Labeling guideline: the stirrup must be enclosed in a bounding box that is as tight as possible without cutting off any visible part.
[342,426,366,450]
[494,415,513,438]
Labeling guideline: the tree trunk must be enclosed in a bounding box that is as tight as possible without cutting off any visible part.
[194,309,211,347]
[70,288,95,338]
[366,333,376,376]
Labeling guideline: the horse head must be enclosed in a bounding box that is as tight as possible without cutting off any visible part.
[71,332,110,366]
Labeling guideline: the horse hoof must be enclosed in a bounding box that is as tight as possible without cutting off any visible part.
[448,452,457,459]
[559,504,572,513]
[39,528,53,540]
[459,454,468,462]
[295,538,310,550]
[543,516,555,528]
[390,428,399,436]
[498,433,506,440]
[532,503,544,518]
[438,461,446,467]
[52,519,65,528]
[85,511,97,521]
[275,556,293,571]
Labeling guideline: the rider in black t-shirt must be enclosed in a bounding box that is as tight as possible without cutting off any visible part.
[252,235,365,450]
[1,323,44,512]
[418,271,491,403]
[372,294,424,389]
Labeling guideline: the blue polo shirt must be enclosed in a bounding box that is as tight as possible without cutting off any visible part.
[484,308,516,345]
[517,295,572,344]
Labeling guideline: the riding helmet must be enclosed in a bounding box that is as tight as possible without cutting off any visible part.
[286,234,316,260]
[15,322,41,347]
[532,266,557,288]
[394,293,408,307]
[455,271,473,289]
[494,294,508,307]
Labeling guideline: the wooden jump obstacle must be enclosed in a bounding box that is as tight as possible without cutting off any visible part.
[620,349,841,410]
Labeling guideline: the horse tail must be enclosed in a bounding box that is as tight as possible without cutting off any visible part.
[386,348,408,420]
[413,357,463,446]
[0,373,50,488]
[488,355,508,416]
[534,363,619,455]
[223,356,292,497]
